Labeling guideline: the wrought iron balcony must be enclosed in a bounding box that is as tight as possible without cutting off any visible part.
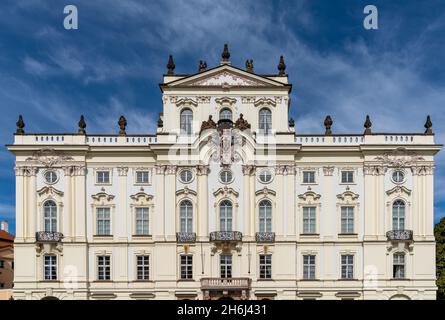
[176,232,196,243]
[209,231,243,242]
[36,231,64,242]
[201,278,251,290]
[386,230,413,241]
[255,232,275,243]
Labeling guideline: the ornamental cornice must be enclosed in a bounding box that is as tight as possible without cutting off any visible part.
[14,166,39,177]
[275,165,296,175]
[363,164,387,176]
[411,164,435,176]
[374,147,424,168]
[25,148,74,168]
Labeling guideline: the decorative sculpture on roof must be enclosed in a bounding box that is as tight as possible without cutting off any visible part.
[199,60,207,72]
[245,59,254,73]
[277,55,286,75]
[78,115,86,134]
[118,116,127,136]
[200,115,217,133]
[234,114,251,131]
[364,115,372,135]
[424,115,433,135]
[166,55,175,75]
[324,115,333,135]
[16,115,25,135]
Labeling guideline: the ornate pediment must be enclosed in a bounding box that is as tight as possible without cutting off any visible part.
[91,192,115,202]
[386,186,412,196]
[213,186,239,198]
[175,97,198,107]
[26,148,74,168]
[37,186,64,197]
[130,192,154,203]
[254,97,277,107]
[176,187,197,197]
[374,147,424,168]
[298,191,321,202]
[255,187,276,197]
[336,190,360,202]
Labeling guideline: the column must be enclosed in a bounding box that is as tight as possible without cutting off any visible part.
[15,166,25,242]
[275,165,284,237]
[27,167,38,241]
[197,165,209,240]
[242,165,253,238]
[74,166,87,242]
[164,165,177,241]
[154,165,165,241]
[117,167,129,241]
[363,165,377,240]
[63,166,72,241]
[322,166,334,240]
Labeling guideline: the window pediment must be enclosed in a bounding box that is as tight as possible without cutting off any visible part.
[255,187,276,197]
[175,97,198,108]
[386,186,412,197]
[254,97,276,108]
[213,186,239,198]
[336,190,360,202]
[130,192,154,204]
[298,191,321,203]
[176,187,197,197]
[37,186,64,197]
[91,192,115,203]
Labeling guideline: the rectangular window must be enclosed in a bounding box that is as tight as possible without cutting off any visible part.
[135,207,149,235]
[136,171,149,184]
[96,171,110,184]
[303,255,316,279]
[44,255,57,281]
[96,208,111,235]
[341,171,354,183]
[0,260,4,268]
[341,255,354,279]
[0,283,4,288]
[341,206,354,233]
[180,255,193,280]
[302,207,316,234]
[393,254,405,279]
[98,256,111,280]
[220,255,232,279]
[302,171,315,184]
[136,255,150,281]
[259,254,272,279]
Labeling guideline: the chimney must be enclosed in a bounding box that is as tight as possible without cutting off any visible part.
[0,220,8,233]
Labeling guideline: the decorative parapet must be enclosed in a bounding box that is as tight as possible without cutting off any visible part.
[255,232,275,243]
[176,232,197,243]
[209,231,242,242]
[36,231,64,242]
[201,277,250,290]
[386,230,413,241]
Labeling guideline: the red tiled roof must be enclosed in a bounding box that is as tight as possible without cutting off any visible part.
[0,230,14,242]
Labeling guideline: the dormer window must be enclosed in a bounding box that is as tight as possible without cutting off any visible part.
[259,108,272,134]
[220,108,232,121]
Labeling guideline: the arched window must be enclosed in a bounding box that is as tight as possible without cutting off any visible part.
[180,109,193,134]
[219,200,233,231]
[392,200,405,230]
[43,200,57,232]
[259,200,272,232]
[180,200,193,233]
[259,108,272,134]
[220,108,232,121]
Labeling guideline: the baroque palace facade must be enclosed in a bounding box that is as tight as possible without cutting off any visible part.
[7,45,441,300]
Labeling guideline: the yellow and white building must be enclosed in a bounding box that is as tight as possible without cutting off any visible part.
[7,45,441,300]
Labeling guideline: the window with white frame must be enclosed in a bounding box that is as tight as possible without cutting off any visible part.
[393,253,405,279]
[302,207,316,234]
[43,200,57,232]
[179,169,193,183]
[44,255,57,281]
[180,109,193,135]
[135,171,150,184]
[219,169,233,184]
[341,255,354,279]
[96,207,111,235]
[179,200,193,233]
[219,200,233,232]
[44,170,58,184]
[392,200,405,231]
[341,171,354,183]
[392,170,405,183]
[136,255,150,281]
[259,254,272,279]
[96,170,110,184]
[259,200,272,232]
[220,255,232,278]
[180,255,193,279]
[135,207,149,235]
[302,171,315,184]
[303,255,316,279]
[340,206,354,234]
[258,169,272,183]
[97,255,111,280]
[259,108,272,134]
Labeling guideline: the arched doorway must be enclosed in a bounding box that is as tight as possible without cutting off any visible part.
[41,296,59,300]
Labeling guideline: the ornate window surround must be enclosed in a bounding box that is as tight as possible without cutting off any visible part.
[37,186,64,233]
[298,190,322,236]
[176,188,198,234]
[93,168,113,186]
[133,250,152,282]
[133,167,152,186]
[386,247,411,280]
[91,192,115,240]
[213,187,239,231]
[338,167,358,185]
[385,189,411,233]
[300,167,319,185]
[39,253,59,282]
[339,250,357,280]
[336,190,360,237]
[94,250,112,281]
[300,250,318,280]
[214,96,237,119]
[130,192,154,238]
[255,188,276,233]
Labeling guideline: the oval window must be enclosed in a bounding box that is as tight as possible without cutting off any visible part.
[179,169,193,183]
[392,170,405,183]
[44,171,58,184]
[220,170,233,184]
[259,169,272,183]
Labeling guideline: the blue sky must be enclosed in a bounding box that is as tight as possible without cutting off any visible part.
[0,0,444,234]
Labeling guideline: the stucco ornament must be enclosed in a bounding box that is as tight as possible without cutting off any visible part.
[26,148,74,167]
[208,128,242,165]
[374,147,424,168]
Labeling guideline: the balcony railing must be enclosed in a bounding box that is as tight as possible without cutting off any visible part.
[36,231,64,242]
[255,232,275,243]
[176,232,196,243]
[209,231,243,242]
[386,230,413,241]
[201,278,251,290]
